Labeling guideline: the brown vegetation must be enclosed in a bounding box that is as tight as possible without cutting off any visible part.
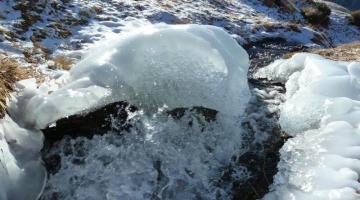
[0,54,43,117]
[263,0,297,12]
[351,10,360,27]
[284,42,360,62]
[52,55,73,70]
[310,42,360,62]
[301,2,331,26]
[13,1,43,34]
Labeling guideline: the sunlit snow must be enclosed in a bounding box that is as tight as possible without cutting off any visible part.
[257,53,360,200]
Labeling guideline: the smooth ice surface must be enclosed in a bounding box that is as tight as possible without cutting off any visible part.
[9,24,250,130]
[258,54,360,200]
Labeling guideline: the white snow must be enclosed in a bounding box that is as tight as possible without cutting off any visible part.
[257,54,360,200]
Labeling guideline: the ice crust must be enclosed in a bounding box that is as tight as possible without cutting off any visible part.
[257,54,360,200]
[1,24,251,200]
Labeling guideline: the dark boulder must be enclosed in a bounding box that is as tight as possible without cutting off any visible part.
[41,101,137,146]
[42,103,218,145]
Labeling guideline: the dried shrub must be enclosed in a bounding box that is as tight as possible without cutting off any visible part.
[301,2,331,26]
[91,5,103,14]
[284,42,360,62]
[48,22,72,38]
[263,0,276,7]
[13,1,43,33]
[287,23,301,32]
[351,10,360,27]
[0,54,43,117]
[263,22,276,32]
[52,55,73,70]
[263,0,297,12]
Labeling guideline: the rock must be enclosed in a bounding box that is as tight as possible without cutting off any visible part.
[42,102,218,146]
[167,106,218,122]
[41,101,137,145]
[41,101,136,175]
[43,154,61,175]
[148,11,182,24]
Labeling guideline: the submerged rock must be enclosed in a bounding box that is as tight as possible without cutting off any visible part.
[167,106,218,122]
[41,101,137,144]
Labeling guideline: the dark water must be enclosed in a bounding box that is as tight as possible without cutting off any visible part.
[328,0,360,11]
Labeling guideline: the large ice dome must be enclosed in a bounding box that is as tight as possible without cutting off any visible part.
[10,24,250,130]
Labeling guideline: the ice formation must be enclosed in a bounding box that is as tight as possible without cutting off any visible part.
[9,24,250,130]
[1,24,251,200]
[0,116,46,200]
[256,53,360,200]
[0,79,46,200]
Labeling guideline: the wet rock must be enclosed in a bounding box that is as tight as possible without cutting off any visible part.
[167,106,218,122]
[42,101,137,146]
[41,101,136,176]
[232,131,286,200]
[42,102,218,146]
[245,37,306,76]
[43,154,61,175]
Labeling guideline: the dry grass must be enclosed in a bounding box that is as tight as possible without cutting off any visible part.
[263,22,277,32]
[310,42,360,62]
[263,0,276,7]
[91,5,103,14]
[351,10,360,27]
[0,54,43,117]
[263,0,297,12]
[287,22,301,32]
[284,42,360,62]
[301,2,331,26]
[52,55,73,70]
[48,22,72,38]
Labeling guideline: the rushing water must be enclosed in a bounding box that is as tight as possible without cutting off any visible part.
[41,111,250,200]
